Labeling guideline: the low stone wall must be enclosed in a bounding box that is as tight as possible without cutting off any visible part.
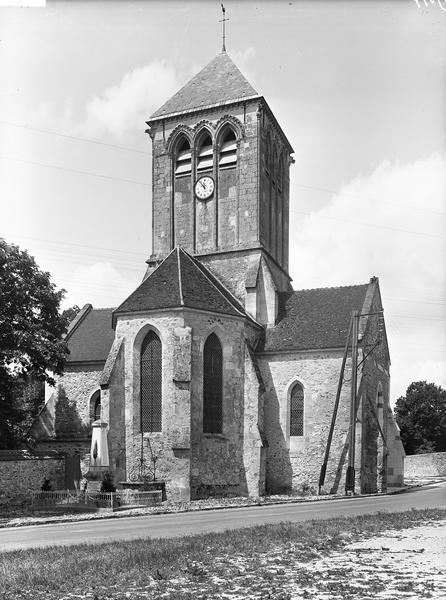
[0,451,65,501]
[405,452,446,478]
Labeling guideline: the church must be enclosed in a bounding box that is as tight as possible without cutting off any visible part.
[31,50,405,500]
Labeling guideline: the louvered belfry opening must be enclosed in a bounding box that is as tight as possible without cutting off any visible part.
[203,333,223,433]
[290,383,304,436]
[140,330,162,432]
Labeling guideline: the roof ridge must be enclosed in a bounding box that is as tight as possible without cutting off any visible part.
[290,283,369,293]
[178,247,248,319]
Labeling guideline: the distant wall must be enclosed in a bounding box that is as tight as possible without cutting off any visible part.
[0,451,65,500]
[405,452,446,479]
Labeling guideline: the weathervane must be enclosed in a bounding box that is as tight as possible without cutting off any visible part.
[219,4,229,52]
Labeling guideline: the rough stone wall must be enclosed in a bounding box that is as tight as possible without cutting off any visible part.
[385,411,405,487]
[0,457,65,498]
[243,346,266,496]
[258,349,352,494]
[189,315,260,499]
[258,108,291,271]
[115,313,192,502]
[31,365,102,461]
[199,249,292,304]
[101,340,127,485]
[150,101,260,259]
[404,452,445,478]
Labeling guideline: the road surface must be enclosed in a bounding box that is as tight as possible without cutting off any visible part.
[1,481,445,552]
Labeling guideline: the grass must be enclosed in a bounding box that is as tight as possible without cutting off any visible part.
[1,507,445,599]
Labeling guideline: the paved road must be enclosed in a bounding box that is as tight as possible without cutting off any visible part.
[1,481,445,553]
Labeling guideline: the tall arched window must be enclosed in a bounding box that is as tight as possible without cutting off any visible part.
[290,383,304,437]
[175,136,192,176]
[203,333,223,433]
[90,390,101,423]
[219,128,237,168]
[140,330,162,433]
[196,132,213,172]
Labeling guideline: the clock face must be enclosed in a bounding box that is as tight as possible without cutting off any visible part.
[195,176,215,200]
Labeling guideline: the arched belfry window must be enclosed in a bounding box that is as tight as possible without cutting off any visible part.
[290,383,304,437]
[203,333,223,433]
[90,390,101,423]
[140,330,162,433]
[197,132,213,172]
[219,128,237,168]
[175,136,192,176]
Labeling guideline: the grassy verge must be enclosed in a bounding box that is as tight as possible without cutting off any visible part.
[1,508,445,600]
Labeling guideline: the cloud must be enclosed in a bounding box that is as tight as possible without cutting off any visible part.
[83,61,182,140]
[63,262,141,310]
[289,153,446,400]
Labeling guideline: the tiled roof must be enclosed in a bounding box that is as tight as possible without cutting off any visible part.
[150,52,259,120]
[114,247,250,320]
[260,284,370,352]
[65,307,115,363]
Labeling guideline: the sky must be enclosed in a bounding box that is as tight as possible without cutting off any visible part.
[0,0,445,402]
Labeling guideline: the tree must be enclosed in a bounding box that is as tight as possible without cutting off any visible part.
[61,305,80,328]
[394,381,446,455]
[0,239,68,448]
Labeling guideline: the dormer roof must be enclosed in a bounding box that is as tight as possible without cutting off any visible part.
[149,51,260,121]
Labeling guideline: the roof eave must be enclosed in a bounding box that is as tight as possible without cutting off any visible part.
[147,94,263,125]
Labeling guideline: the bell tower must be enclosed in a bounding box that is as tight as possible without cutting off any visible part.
[145,51,294,306]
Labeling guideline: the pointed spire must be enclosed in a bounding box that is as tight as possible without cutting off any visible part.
[149,52,259,121]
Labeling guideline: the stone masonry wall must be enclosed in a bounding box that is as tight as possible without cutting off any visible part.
[32,364,103,442]
[404,452,445,478]
[150,101,260,259]
[258,350,352,495]
[189,315,261,499]
[115,313,192,502]
[0,456,65,499]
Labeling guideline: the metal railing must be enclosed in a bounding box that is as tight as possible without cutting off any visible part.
[30,489,162,510]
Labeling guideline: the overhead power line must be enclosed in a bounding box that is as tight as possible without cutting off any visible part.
[290,208,446,240]
[0,120,150,155]
[290,181,446,217]
[0,155,151,187]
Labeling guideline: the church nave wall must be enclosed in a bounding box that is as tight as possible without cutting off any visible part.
[258,351,352,494]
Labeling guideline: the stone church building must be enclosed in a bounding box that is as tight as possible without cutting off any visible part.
[32,51,404,500]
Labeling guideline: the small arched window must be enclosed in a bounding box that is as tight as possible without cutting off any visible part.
[197,132,213,172]
[90,390,101,423]
[219,128,237,168]
[140,330,162,433]
[290,383,304,437]
[175,137,192,176]
[203,333,223,433]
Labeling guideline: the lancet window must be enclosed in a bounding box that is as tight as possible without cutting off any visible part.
[290,383,304,437]
[203,333,223,434]
[140,330,162,433]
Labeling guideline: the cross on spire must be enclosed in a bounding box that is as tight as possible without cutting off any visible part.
[219,4,229,53]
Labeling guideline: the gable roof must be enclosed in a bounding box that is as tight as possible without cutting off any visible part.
[65,306,115,363]
[114,247,254,323]
[149,52,259,121]
[260,284,369,352]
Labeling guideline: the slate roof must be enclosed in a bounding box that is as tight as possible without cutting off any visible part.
[65,306,115,363]
[260,284,369,352]
[114,247,252,321]
[149,52,259,120]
